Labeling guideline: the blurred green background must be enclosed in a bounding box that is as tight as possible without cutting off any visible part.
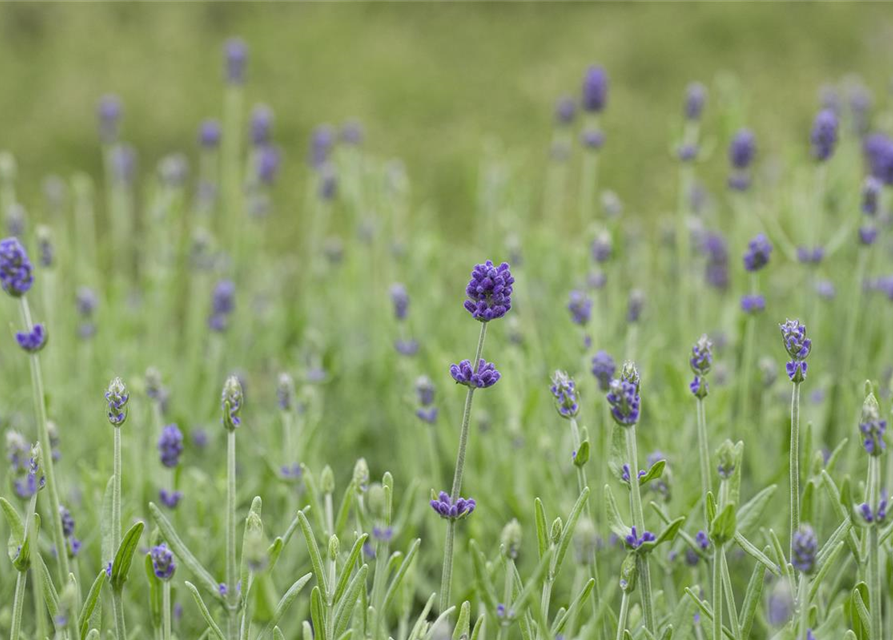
[0,3,891,233]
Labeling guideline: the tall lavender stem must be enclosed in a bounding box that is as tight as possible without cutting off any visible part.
[625,426,655,632]
[222,375,244,640]
[867,455,882,640]
[790,381,801,554]
[440,321,487,612]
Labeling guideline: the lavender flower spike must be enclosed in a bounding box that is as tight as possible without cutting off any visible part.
[791,524,817,574]
[567,290,592,325]
[810,109,838,162]
[158,425,184,468]
[0,237,33,297]
[550,370,580,419]
[582,66,609,113]
[463,260,514,322]
[106,377,129,427]
[150,543,176,580]
[430,491,476,520]
[591,350,616,392]
[684,82,707,121]
[607,362,641,427]
[224,38,247,85]
[689,334,713,399]
[390,283,410,321]
[780,319,811,383]
[859,391,887,457]
[222,376,243,431]
[450,359,500,389]
[15,323,47,353]
[743,234,772,272]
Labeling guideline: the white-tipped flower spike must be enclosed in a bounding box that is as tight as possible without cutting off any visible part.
[106,377,129,427]
[221,376,243,431]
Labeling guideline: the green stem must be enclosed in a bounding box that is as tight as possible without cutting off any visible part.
[720,549,741,639]
[790,382,801,554]
[19,297,71,583]
[615,591,630,640]
[796,573,810,640]
[113,425,122,553]
[867,456,882,640]
[712,545,723,640]
[737,314,756,432]
[625,425,654,633]
[226,429,238,640]
[496,557,514,640]
[696,397,711,525]
[113,590,127,640]
[440,322,488,612]
[10,570,27,640]
[163,580,172,640]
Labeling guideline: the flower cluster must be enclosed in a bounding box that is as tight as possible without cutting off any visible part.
[12,444,45,500]
[567,290,592,326]
[791,524,817,574]
[59,506,81,557]
[624,526,656,550]
[684,82,706,121]
[415,375,438,424]
[0,237,33,297]
[859,393,887,456]
[810,109,838,162]
[209,280,235,332]
[390,283,409,321]
[743,234,772,272]
[859,492,888,525]
[150,543,176,580]
[15,323,47,353]
[158,425,184,468]
[464,261,514,322]
[550,371,579,419]
[740,293,765,315]
[222,376,244,430]
[689,334,713,399]
[582,65,608,112]
[430,491,476,520]
[780,319,811,383]
[106,377,129,427]
[450,359,500,389]
[591,350,616,391]
[607,362,641,427]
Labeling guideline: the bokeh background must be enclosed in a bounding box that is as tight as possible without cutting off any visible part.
[1,3,892,236]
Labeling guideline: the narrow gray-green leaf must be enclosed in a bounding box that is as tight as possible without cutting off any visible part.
[333,533,369,605]
[78,569,106,640]
[334,564,368,637]
[111,520,145,592]
[554,487,590,577]
[258,572,313,640]
[298,511,329,598]
[184,581,226,640]
[150,503,221,601]
[534,498,548,559]
[383,538,420,615]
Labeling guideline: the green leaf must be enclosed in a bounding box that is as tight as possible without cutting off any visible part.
[424,606,457,640]
[507,549,552,621]
[184,581,226,640]
[735,485,776,536]
[733,534,780,577]
[35,551,60,618]
[468,540,499,611]
[470,614,485,640]
[0,497,25,565]
[273,628,285,640]
[257,573,313,640]
[111,520,145,592]
[145,554,162,630]
[298,511,329,599]
[383,538,420,615]
[408,593,437,640]
[554,487,590,577]
[333,533,369,605]
[86,630,100,640]
[550,578,594,635]
[801,480,816,526]
[334,564,368,637]
[737,555,766,639]
[573,440,590,468]
[150,503,222,601]
[824,438,848,474]
[334,482,356,536]
[706,492,717,524]
[452,601,471,640]
[534,498,548,558]
[709,504,736,545]
[809,541,844,604]
[638,459,665,486]
[604,485,628,540]
[641,516,684,552]
[852,584,871,640]
[78,569,106,640]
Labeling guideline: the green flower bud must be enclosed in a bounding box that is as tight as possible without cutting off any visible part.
[367,483,387,520]
[328,535,340,561]
[353,458,369,492]
[320,465,335,495]
[619,553,638,593]
[550,517,563,546]
[500,519,523,559]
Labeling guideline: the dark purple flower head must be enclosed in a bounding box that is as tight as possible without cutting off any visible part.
[740,294,765,315]
[780,319,811,379]
[416,407,438,423]
[791,525,817,574]
[97,95,122,143]
[550,370,579,419]
[222,375,243,430]
[224,38,248,85]
[860,392,886,456]
[684,82,707,121]
[199,119,221,149]
[106,377,129,427]
[862,176,882,216]
[430,491,476,520]
[555,96,576,125]
[859,490,888,524]
[341,120,364,146]
[464,261,514,322]
[150,543,176,580]
[696,530,710,551]
[690,334,713,376]
[450,359,500,389]
[810,109,838,162]
[158,424,184,468]
[567,290,592,326]
[860,225,879,246]
[160,489,183,509]
[864,133,893,185]
[309,125,335,169]
[592,231,612,263]
[627,289,645,323]
[690,376,709,399]
[60,506,75,538]
[580,129,605,150]
[624,526,656,550]
[743,234,772,272]
[591,350,616,392]
[209,280,235,332]
[729,129,756,169]
[415,375,435,407]
[390,283,409,321]
[16,323,47,353]
[607,362,641,427]
[0,237,33,297]
[250,104,273,147]
[582,66,608,112]
[256,145,281,185]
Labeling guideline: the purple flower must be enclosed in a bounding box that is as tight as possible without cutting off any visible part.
[859,491,888,524]
[430,491,476,520]
[199,119,221,148]
[624,526,656,549]
[677,143,698,162]
[700,232,729,290]
[627,289,645,323]
[690,335,713,376]
[158,425,184,468]
[416,376,435,406]
[555,96,576,125]
[862,176,882,216]
[591,350,616,392]
[341,120,364,146]
[815,280,835,300]
[224,38,248,85]
[607,363,641,427]
[810,109,838,162]
[567,290,592,325]
[60,506,75,538]
[463,261,514,322]
[729,129,756,169]
[684,82,706,121]
[97,95,122,143]
[309,125,335,169]
[580,129,605,150]
[250,105,273,146]
[37,226,53,268]
[740,294,765,315]
[860,394,886,456]
[111,145,137,185]
[150,543,176,580]
[106,377,129,427]
[15,323,47,353]
[222,376,243,430]
[394,339,419,357]
[416,407,438,424]
[0,237,33,297]
[160,489,183,509]
[582,66,608,112]
[209,280,235,332]
[791,525,817,574]
[256,145,281,185]
[592,231,612,263]
[743,234,772,272]
[864,133,893,185]
[318,164,338,201]
[450,359,501,389]
[390,283,409,321]
[780,319,811,383]
[280,464,302,480]
[796,246,824,265]
[550,371,579,419]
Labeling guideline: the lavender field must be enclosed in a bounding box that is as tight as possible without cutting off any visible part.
[1,5,893,640]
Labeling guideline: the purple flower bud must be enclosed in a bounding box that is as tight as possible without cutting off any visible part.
[160,489,183,509]
[341,120,364,146]
[224,38,248,85]
[796,245,824,265]
[864,133,893,185]
[390,283,409,321]
[555,96,576,126]
[567,290,592,325]
[591,350,616,392]
[810,109,838,162]
[860,393,886,456]
[624,526,656,549]
[199,119,222,149]
[791,525,817,573]
[15,323,47,353]
[740,294,765,315]
[684,82,706,121]
[256,145,281,185]
[430,491,476,520]
[581,66,608,112]
[150,543,176,580]
[97,95,122,144]
[59,506,75,538]
[743,234,772,272]
[0,237,33,297]
[591,231,612,263]
[416,375,435,407]
[677,143,698,162]
[580,129,605,150]
[106,377,129,427]
[209,280,235,333]
[250,105,273,147]
[222,376,243,431]
[550,371,579,419]
[394,339,419,357]
[862,176,882,216]
[729,129,756,169]
[111,145,137,185]
[607,364,641,427]
[309,125,335,169]
[158,424,184,468]
[780,319,811,383]
[627,290,645,323]
[450,359,501,389]
[463,261,514,322]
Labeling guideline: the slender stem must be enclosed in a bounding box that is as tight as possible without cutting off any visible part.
[9,571,27,640]
[790,382,801,554]
[737,315,755,432]
[712,545,723,640]
[867,456,882,640]
[113,426,122,553]
[625,425,655,633]
[796,573,810,640]
[496,557,514,640]
[226,429,238,640]
[615,591,630,640]
[163,581,172,640]
[720,549,741,639]
[113,590,127,640]
[440,322,488,612]
[696,397,711,524]
[19,297,71,583]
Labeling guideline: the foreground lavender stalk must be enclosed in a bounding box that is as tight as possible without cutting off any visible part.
[860,390,886,640]
[781,320,810,554]
[689,335,713,523]
[106,376,130,639]
[222,375,244,640]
